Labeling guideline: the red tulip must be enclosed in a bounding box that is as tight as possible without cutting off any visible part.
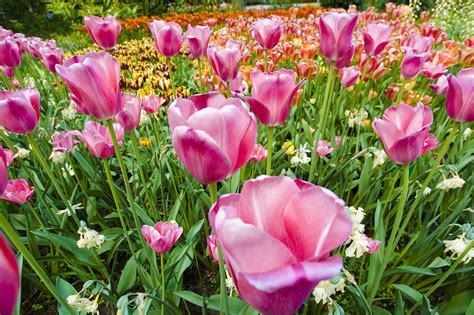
[0,37,21,68]
[239,69,305,126]
[209,176,352,315]
[249,144,268,163]
[0,233,20,315]
[373,103,439,164]
[84,16,122,49]
[360,23,393,56]
[1,179,34,204]
[252,18,282,50]
[0,88,40,134]
[0,145,9,195]
[56,51,122,120]
[168,92,257,184]
[148,20,182,57]
[319,12,358,68]
[141,221,183,254]
[142,94,166,114]
[207,235,218,263]
[74,121,123,159]
[401,52,428,80]
[115,94,142,131]
[184,25,212,58]
[446,68,474,122]
[429,75,448,95]
[39,47,63,73]
[421,62,447,79]
[340,66,360,88]
[52,131,79,153]
[207,41,241,82]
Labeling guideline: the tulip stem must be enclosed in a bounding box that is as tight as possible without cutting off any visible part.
[217,242,230,315]
[208,182,218,205]
[266,126,275,175]
[226,80,231,98]
[264,49,268,72]
[395,80,405,105]
[161,253,165,315]
[0,212,75,314]
[167,58,177,100]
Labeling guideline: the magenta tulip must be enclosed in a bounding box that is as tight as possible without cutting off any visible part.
[403,34,433,54]
[239,69,305,126]
[361,23,393,56]
[0,145,9,195]
[446,68,474,122]
[319,12,358,67]
[340,66,360,88]
[52,131,79,153]
[56,51,122,120]
[1,179,34,205]
[209,176,352,315]
[142,94,166,114]
[1,147,16,167]
[373,103,439,164]
[401,52,428,80]
[0,233,20,315]
[115,94,142,131]
[39,47,63,73]
[207,41,241,82]
[168,92,257,184]
[25,37,42,59]
[0,37,21,68]
[249,144,268,163]
[252,18,282,50]
[422,62,447,79]
[148,20,182,57]
[0,88,40,134]
[84,16,122,49]
[74,121,123,159]
[184,25,212,58]
[429,75,448,95]
[141,221,183,254]
[0,65,14,78]
[0,27,13,40]
[207,235,219,263]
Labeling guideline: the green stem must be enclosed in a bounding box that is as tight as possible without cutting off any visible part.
[208,182,218,205]
[226,80,231,98]
[0,212,75,314]
[161,253,165,315]
[264,49,268,72]
[395,80,405,105]
[266,126,275,175]
[217,242,230,315]
[167,58,177,100]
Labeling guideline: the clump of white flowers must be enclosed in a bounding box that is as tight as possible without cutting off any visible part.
[140,111,150,125]
[313,275,345,305]
[344,206,380,258]
[58,203,83,217]
[225,269,235,296]
[345,109,368,128]
[463,127,472,140]
[67,294,99,314]
[62,104,77,120]
[15,146,30,158]
[432,0,474,40]
[23,77,36,87]
[444,224,474,264]
[423,187,432,196]
[436,174,465,190]
[77,221,105,249]
[49,151,66,164]
[290,143,311,166]
[372,148,387,168]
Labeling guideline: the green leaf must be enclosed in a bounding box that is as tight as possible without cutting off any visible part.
[427,257,451,269]
[117,256,138,295]
[393,284,422,303]
[175,291,249,313]
[56,278,79,315]
[439,290,474,315]
[371,305,392,315]
[394,266,436,276]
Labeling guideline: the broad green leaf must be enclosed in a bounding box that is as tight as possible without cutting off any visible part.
[393,284,422,303]
[117,256,138,295]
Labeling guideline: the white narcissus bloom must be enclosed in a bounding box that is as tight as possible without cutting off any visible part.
[436,175,465,190]
[463,127,472,140]
[345,232,369,258]
[313,277,345,305]
[290,144,311,166]
[15,147,30,158]
[49,151,65,164]
[77,222,105,249]
[373,149,387,168]
[62,104,77,120]
[423,187,432,196]
[67,294,99,314]
[444,233,473,264]
[345,206,365,233]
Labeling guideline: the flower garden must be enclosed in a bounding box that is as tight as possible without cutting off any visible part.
[0,1,473,314]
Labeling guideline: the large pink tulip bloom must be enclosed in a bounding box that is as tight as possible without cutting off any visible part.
[56,51,122,120]
[115,93,142,131]
[0,37,21,68]
[401,52,428,80]
[74,121,124,159]
[141,221,183,254]
[39,46,63,73]
[148,20,182,57]
[446,68,474,122]
[373,103,439,164]
[402,34,433,54]
[184,25,212,58]
[0,88,40,134]
[0,145,9,195]
[84,16,122,49]
[168,92,257,184]
[361,23,393,56]
[209,176,352,315]
[207,42,241,82]
[0,233,20,315]
[319,12,358,67]
[252,18,282,50]
[239,69,305,126]
[1,179,34,205]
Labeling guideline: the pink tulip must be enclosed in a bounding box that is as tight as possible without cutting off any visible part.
[148,20,182,57]
[209,176,352,315]
[335,136,342,147]
[207,235,218,263]
[0,233,20,315]
[0,37,21,68]
[429,75,448,95]
[317,140,333,157]
[249,144,268,163]
[373,103,439,164]
[422,62,447,79]
[52,131,79,153]
[228,73,247,94]
[1,147,16,167]
[39,47,63,73]
[1,179,34,204]
[0,145,9,195]
[74,121,124,159]
[207,41,241,82]
[252,18,282,50]
[401,52,428,80]
[340,67,360,88]
[0,27,13,40]
[0,65,14,78]
[319,12,358,67]
[402,34,433,54]
[168,92,257,184]
[56,51,122,120]
[141,221,183,254]
[26,37,42,58]
[361,23,393,56]
[142,94,166,114]
[184,25,212,58]
[0,88,40,134]
[239,69,305,126]
[115,94,142,131]
[84,16,122,49]
[365,236,381,254]
[446,68,474,122]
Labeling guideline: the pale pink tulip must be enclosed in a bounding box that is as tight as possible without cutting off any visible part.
[207,235,218,264]
[141,221,183,254]
[252,18,282,50]
[446,68,474,122]
[361,23,393,56]
[365,236,381,254]
[429,75,448,95]
[0,233,20,315]
[317,140,333,157]
[52,131,79,153]
[184,25,212,58]
[422,62,447,79]
[84,16,122,49]
[249,144,267,163]
[1,179,34,204]
[209,176,352,315]
[340,67,360,88]
[142,94,166,114]
[0,88,40,134]
[74,121,123,159]
[402,34,433,54]
[115,94,142,131]
[207,41,241,82]
[148,20,182,57]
